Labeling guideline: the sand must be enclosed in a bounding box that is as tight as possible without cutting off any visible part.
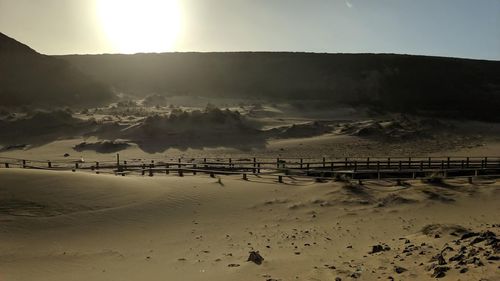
[0,168,499,281]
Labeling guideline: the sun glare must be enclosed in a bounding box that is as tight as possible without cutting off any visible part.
[96,0,181,54]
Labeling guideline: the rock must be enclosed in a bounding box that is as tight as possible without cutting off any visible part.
[449,253,465,262]
[437,254,447,265]
[370,244,390,254]
[487,256,500,261]
[349,272,361,278]
[335,277,342,281]
[471,257,484,266]
[64,153,70,157]
[461,231,480,240]
[394,266,407,274]
[228,263,240,267]
[459,267,468,273]
[471,237,485,244]
[247,251,264,265]
[431,266,450,278]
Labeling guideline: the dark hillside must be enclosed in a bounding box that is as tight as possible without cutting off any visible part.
[0,32,114,107]
[62,52,500,120]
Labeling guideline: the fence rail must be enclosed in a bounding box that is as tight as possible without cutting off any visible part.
[1,155,500,183]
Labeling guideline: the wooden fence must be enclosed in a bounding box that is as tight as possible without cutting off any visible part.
[1,155,500,183]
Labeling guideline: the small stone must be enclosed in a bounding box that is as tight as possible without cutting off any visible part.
[437,254,447,265]
[394,266,407,274]
[350,272,361,278]
[461,232,479,240]
[370,244,390,254]
[432,266,449,278]
[247,251,264,265]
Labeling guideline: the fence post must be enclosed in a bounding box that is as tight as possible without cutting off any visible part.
[388,158,391,169]
[447,157,450,169]
[149,163,153,177]
[116,153,120,171]
[484,157,488,168]
[141,164,146,176]
[428,157,431,169]
[398,161,402,171]
[22,160,26,168]
[253,157,257,173]
[354,161,357,172]
[300,158,303,169]
[48,161,52,168]
[322,157,326,168]
[278,175,283,183]
[166,163,170,174]
[466,157,470,168]
[193,164,197,175]
[96,161,100,170]
[366,157,370,169]
[408,157,412,169]
[242,173,248,180]
[276,158,280,168]
[123,160,127,171]
[5,163,9,168]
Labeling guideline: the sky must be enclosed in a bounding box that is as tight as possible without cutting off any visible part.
[0,0,499,60]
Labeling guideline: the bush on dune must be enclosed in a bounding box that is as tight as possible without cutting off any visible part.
[138,107,256,137]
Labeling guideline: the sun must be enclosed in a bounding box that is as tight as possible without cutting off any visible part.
[96,0,182,54]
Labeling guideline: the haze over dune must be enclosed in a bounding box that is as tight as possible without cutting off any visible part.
[62,52,500,121]
[0,33,114,107]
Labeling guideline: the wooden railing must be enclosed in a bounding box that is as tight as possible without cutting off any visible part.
[1,155,500,182]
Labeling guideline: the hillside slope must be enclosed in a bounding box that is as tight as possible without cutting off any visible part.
[62,52,500,120]
[0,32,114,107]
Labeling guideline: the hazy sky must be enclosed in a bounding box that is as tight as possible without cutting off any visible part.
[0,0,499,59]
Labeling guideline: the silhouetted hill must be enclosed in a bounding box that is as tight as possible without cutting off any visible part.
[62,52,500,121]
[0,32,114,107]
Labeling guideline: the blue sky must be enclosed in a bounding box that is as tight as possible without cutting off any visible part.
[0,0,498,60]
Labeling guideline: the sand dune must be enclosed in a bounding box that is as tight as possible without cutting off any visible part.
[0,169,498,280]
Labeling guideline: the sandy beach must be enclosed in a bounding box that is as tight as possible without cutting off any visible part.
[1,168,498,281]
